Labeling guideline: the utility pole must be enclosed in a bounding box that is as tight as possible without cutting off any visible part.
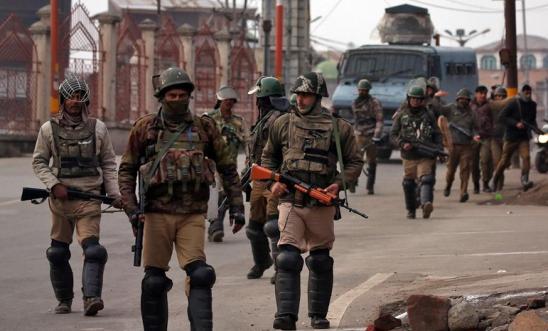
[262,0,272,76]
[521,0,529,83]
[505,0,518,97]
[50,0,59,114]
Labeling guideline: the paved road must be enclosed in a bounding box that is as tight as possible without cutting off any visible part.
[0,156,546,331]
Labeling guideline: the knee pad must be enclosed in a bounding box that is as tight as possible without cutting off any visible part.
[46,240,70,265]
[263,218,280,239]
[276,245,303,273]
[142,267,173,295]
[420,174,435,186]
[306,249,333,274]
[186,261,216,289]
[82,241,108,264]
[402,178,416,189]
[246,221,266,241]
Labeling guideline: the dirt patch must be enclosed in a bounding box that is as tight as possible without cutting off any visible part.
[478,179,548,207]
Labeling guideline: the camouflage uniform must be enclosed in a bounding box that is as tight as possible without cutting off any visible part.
[206,88,250,242]
[391,85,442,219]
[262,72,363,330]
[246,77,289,282]
[118,68,244,331]
[351,79,384,194]
[32,75,119,316]
[439,89,479,202]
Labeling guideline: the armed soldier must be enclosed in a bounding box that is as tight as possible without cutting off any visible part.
[206,86,250,242]
[491,87,509,188]
[32,75,121,316]
[492,84,539,192]
[425,76,447,117]
[262,72,363,330]
[118,67,245,331]
[439,89,480,202]
[246,76,289,283]
[391,83,443,219]
[350,79,383,194]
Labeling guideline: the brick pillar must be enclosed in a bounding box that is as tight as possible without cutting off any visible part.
[30,5,52,124]
[214,28,231,87]
[139,19,158,113]
[96,13,121,123]
[178,23,196,110]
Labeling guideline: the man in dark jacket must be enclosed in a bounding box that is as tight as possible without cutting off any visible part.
[492,84,539,191]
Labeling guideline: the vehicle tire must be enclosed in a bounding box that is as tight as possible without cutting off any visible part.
[535,150,548,173]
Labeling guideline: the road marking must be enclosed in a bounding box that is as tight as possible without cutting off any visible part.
[327,273,393,329]
[0,199,19,207]
[368,250,548,259]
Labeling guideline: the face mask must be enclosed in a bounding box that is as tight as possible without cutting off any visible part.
[162,100,189,122]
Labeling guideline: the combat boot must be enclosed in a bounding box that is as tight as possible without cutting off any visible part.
[366,164,376,195]
[83,297,104,316]
[54,300,72,314]
[403,179,417,219]
[246,222,273,279]
[473,181,480,194]
[419,175,435,219]
[482,181,493,193]
[521,174,534,191]
[443,183,452,197]
[460,193,469,203]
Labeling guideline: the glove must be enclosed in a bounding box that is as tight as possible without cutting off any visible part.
[51,183,68,200]
[111,195,123,209]
[229,211,245,234]
[129,211,145,237]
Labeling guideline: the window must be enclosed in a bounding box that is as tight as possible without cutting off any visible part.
[520,54,537,69]
[543,56,548,69]
[480,55,497,70]
[343,52,426,80]
[446,62,476,75]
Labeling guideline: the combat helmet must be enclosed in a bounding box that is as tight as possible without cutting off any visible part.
[494,86,508,98]
[247,76,285,97]
[456,88,472,100]
[426,76,440,91]
[216,86,239,101]
[407,85,426,98]
[290,72,329,97]
[59,74,90,105]
[357,79,372,90]
[154,67,195,98]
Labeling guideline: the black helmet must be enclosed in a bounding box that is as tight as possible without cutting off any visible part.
[290,72,329,97]
[154,67,195,98]
[59,74,90,105]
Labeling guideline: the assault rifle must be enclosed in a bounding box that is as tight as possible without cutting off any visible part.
[21,187,115,205]
[215,166,251,223]
[132,160,145,267]
[250,164,368,219]
[408,140,448,159]
[449,122,473,138]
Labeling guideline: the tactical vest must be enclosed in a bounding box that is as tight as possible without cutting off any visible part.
[353,98,378,134]
[399,108,436,143]
[250,110,282,164]
[139,118,215,196]
[51,119,99,178]
[282,112,335,177]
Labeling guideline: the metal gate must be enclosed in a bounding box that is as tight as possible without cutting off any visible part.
[194,23,219,112]
[59,2,101,118]
[230,35,257,124]
[155,14,184,73]
[0,14,37,134]
[116,13,146,124]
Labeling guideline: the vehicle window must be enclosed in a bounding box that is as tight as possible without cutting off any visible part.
[343,52,426,80]
[446,62,476,75]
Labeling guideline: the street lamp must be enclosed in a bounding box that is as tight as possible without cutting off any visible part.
[442,28,491,47]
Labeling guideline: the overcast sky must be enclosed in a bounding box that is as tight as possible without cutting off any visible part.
[80,0,547,51]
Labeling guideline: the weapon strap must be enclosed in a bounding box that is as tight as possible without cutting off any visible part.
[143,120,192,192]
[332,116,348,204]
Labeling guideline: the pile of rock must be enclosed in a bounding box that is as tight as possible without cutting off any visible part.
[366,290,548,331]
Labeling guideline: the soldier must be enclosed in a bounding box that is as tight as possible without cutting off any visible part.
[425,76,446,117]
[391,84,443,219]
[206,86,250,242]
[118,67,245,331]
[32,75,121,316]
[492,87,508,186]
[470,85,490,193]
[246,76,289,283]
[440,89,481,202]
[492,84,539,192]
[351,79,383,195]
[262,72,363,330]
